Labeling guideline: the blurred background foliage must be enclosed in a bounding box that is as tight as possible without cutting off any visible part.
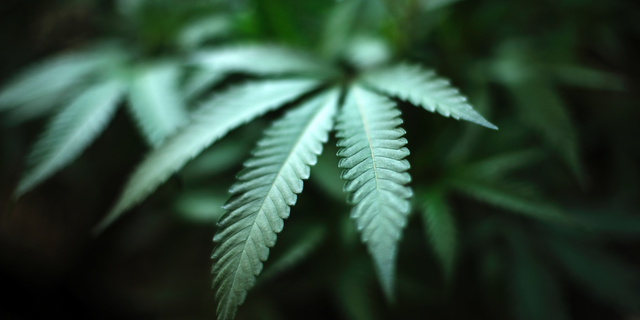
[1,0,640,319]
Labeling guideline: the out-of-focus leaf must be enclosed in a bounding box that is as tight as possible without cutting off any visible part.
[547,238,640,311]
[173,189,227,223]
[572,210,640,237]
[178,14,232,49]
[343,35,392,69]
[320,0,363,58]
[309,142,344,201]
[259,224,327,283]
[193,45,335,77]
[0,45,124,123]
[509,84,584,183]
[448,178,571,223]
[421,189,457,279]
[128,62,189,147]
[550,64,625,91]
[184,69,225,100]
[182,138,250,182]
[507,230,568,320]
[117,0,144,16]
[15,80,124,197]
[453,149,545,180]
[96,79,320,233]
[336,259,382,320]
[421,0,463,12]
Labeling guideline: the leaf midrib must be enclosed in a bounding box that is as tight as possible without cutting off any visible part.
[354,89,381,213]
[222,92,333,309]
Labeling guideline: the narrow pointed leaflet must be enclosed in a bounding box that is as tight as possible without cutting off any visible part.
[193,44,336,77]
[336,86,412,300]
[361,64,497,129]
[128,62,189,147]
[211,89,339,320]
[16,80,124,198]
[421,189,457,279]
[96,79,320,232]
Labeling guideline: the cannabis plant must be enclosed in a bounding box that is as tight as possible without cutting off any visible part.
[74,39,499,318]
[3,0,639,319]
[0,2,232,199]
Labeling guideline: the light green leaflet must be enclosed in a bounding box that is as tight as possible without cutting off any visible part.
[128,62,189,147]
[0,47,122,123]
[96,79,320,232]
[192,45,336,76]
[184,70,225,100]
[211,89,339,320]
[336,85,412,300]
[421,189,457,279]
[16,80,124,198]
[361,63,498,129]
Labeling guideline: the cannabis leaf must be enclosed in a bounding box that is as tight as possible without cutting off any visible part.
[127,62,189,147]
[447,178,570,223]
[421,189,457,279]
[0,45,123,124]
[15,81,124,198]
[96,79,320,232]
[211,89,338,320]
[507,230,568,320]
[361,63,498,129]
[336,86,412,300]
[193,45,335,76]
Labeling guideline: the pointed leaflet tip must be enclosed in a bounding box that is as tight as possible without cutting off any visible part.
[14,80,124,199]
[211,89,339,320]
[360,63,498,129]
[96,79,321,233]
[336,86,412,302]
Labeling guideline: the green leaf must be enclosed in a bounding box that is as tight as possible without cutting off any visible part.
[15,80,124,198]
[421,0,463,12]
[192,45,335,77]
[95,79,320,232]
[336,85,412,300]
[128,62,189,147]
[211,89,339,320]
[320,0,363,58]
[361,63,497,129]
[453,149,545,180]
[447,178,570,223]
[184,69,225,100]
[259,224,327,283]
[173,188,227,223]
[547,237,640,310]
[343,35,391,69]
[336,259,382,320]
[421,189,457,279]
[310,143,346,201]
[507,231,568,320]
[550,64,625,91]
[509,84,584,183]
[0,46,122,123]
[178,14,232,49]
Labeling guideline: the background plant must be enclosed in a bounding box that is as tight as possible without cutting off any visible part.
[0,0,639,319]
